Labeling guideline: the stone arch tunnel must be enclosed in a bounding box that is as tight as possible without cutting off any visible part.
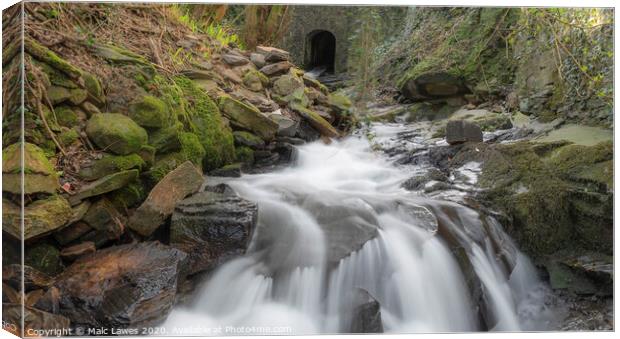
[306,30,337,73]
[279,5,355,74]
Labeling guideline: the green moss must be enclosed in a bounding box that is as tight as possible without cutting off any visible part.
[58,128,79,146]
[397,8,517,92]
[35,60,78,88]
[25,242,63,276]
[146,152,187,184]
[82,71,104,102]
[108,179,146,211]
[129,95,170,128]
[175,76,235,170]
[79,153,145,181]
[24,37,82,79]
[85,113,148,155]
[235,146,255,166]
[547,141,613,189]
[54,105,79,127]
[179,132,206,168]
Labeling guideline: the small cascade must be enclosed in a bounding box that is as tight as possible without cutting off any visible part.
[164,123,557,334]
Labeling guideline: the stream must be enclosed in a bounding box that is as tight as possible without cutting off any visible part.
[163,122,560,334]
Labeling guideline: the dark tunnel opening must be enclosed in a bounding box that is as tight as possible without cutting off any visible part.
[307,30,336,73]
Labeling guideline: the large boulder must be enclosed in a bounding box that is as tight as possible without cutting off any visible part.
[401,72,470,101]
[85,113,148,155]
[129,161,203,237]
[170,191,258,275]
[445,120,483,145]
[53,242,187,329]
[3,195,72,241]
[2,142,59,195]
[128,95,170,128]
[218,95,278,141]
[302,195,379,264]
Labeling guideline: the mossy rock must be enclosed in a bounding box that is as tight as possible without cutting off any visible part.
[54,106,79,127]
[272,73,304,97]
[78,153,145,181]
[129,95,170,128]
[149,123,183,154]
[82,72,104,103]
[218,95,278,141]
[179,132,207,167]
[85,113,148,155]
[174,76,235,171]
[146,152,187,185]
[243,70,269,92]
[35,60,78,89]
[138,145,156,168]
[24,38,82,79]
[235,146,255,166]
[283,87,310,108]
[25,242,64,276]
[48,86,88,106]
[58,128,80,147]
[290,103,339,138]
[475,140,613,258]
[232,131,265,149]
[2,142,59,194]
[328,93,353,114]
[3,195,73,241]
[107,179,146,211]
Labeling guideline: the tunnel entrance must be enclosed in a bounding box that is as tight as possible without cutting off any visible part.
[306,30,336,73]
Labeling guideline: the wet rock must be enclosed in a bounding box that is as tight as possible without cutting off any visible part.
[303,195,379,264]
[78,153,144,181]
[3,195,73,241]
[2,142,59,195]
[259,61,292,76]
[401,72,470,101]
[129,161,203,237]
[349,289,383,333]
[129,95,170,128]
[209,163,242,177]
[170,191,258,274]
[68,169,139,205]
[222,53,249,66]
[402,168,448,191]
[218,95,278,141]
[446,120,483,145]
[233,131,265,149]
[296,120,321,141]
[290,103,340,138]
[85,113,148,155]
[204,183,238,196]
[54,242,187,329]
[3,265,53,291]
[60,241,96,261]
[3,304,70,336]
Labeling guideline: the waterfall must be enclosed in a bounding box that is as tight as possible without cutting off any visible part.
[163,124,556,335]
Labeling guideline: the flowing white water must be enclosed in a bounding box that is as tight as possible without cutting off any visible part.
[164,124,556,335]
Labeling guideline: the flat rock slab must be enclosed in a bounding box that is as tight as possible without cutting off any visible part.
[446,120,483,145]
[54,242,187,329]
[170,191,258,275]
[60,241,96,261]
[3,195,72,241]
[259,61,292,76]
[68,169,138,205]
[129,161,203,236]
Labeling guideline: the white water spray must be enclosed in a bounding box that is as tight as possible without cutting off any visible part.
[164,125,555,334]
